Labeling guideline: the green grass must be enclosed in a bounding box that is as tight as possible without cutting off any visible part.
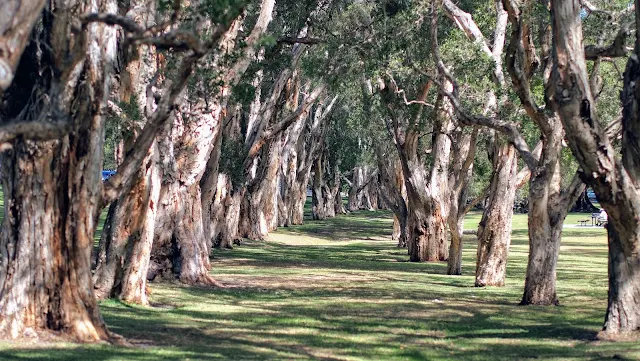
[1,207,638,360]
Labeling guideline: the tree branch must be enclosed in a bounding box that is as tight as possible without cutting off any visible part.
[80,13,209,54]
[102,13,241,204]
[0,120,71,144]
[463,185,489,214]
[278,36,324,45]
[247,84,326,158]
[584,21,634,60]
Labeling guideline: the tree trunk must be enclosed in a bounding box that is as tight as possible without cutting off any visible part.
[546,0,640,337]
[447,218,464,275]
[118,155,160,304]
[0,0,117,340]
[331,165,346,215]
[148,108,223,285]
[570,189,599,213]
[475,142,517,286]
[92,3,159,302]
[239,139,282,240]
[290,178,308,225]
[407,205,448,262]
[311,153,337,220]
[367,176,379,210]
[348,167,365,211]
[521,134,565,305]
[598,223,640,338]
[149,181,222,286]
[445,126,478,275]
[93,145,160,304]
[401,117,450,262]
[0,141,110,341]
[218,187,244,249]
[520,203,563,305]
[312,157,327,220]
[201,130,223,246]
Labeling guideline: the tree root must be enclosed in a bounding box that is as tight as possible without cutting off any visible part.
[197,274,226,288]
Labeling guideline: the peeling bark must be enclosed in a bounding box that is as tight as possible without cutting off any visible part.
[547,0,640,337]
[0,0,117,340]
[476,139,517,286]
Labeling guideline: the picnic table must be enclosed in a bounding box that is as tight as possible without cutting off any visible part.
[577,219,590,226]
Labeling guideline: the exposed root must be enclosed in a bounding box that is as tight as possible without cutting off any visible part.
[198,274,226,288]
[108,331,131,346]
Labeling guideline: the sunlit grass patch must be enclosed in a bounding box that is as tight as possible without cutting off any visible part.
[2,208,639,360]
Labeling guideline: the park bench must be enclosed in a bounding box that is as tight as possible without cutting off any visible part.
[577,219,589,226]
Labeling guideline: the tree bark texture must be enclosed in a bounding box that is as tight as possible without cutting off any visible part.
[547,0,640,337]
[475,140,517,286]
[92,0,160,304]
[446,128,477,275]
[93,143,160,305]
[0,0,117,341]
[376,146,408,248]
[148,108,223,285]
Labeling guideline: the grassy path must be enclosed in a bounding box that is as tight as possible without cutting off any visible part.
[1,210,638,360]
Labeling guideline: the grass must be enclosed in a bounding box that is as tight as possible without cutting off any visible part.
[1,206,639,360]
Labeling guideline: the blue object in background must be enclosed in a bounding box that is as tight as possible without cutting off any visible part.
[580,8,589,19]
[102,170,116,181]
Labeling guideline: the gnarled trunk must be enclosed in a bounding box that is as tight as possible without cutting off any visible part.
[148,106,223,285]
[0,141,110,341]
[290,179,309,225]
[0,0,116,340]
[546,0,640,337]
[311,153,337,220]
[348,167,366,211]
[407,204,448,262]
[93,144,160,304]
[475,142,517,286]
[520,131,573,305]
[402,122,450,262]
[599,223,640,337]
[149,181,221,286]
[240,139,282,240]
[312,157,328,220]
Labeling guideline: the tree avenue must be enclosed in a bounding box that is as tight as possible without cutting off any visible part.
[0,0,637,345]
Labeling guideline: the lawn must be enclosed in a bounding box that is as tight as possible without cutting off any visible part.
[0,208,638,360]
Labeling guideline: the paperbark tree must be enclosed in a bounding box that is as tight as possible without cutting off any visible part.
[346,166,377,211]
[475,137,517,285]
[381,80,451,262]
[442,0,519,281]
[0,0,118,341]
[146,0,274,283]
[376,145,408,248]
[240,83,333,239]
[0,0,218,340]
[92,0,160,304]
[446,127,478,275]
[432,0,584,301]
[547,0,640,339]
[312,149,340,220]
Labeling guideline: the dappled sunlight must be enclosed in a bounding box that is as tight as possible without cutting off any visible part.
[2,211,638,360]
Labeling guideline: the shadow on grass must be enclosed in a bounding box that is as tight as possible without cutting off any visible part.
[277,210,395,242]
[1,209,632,360]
